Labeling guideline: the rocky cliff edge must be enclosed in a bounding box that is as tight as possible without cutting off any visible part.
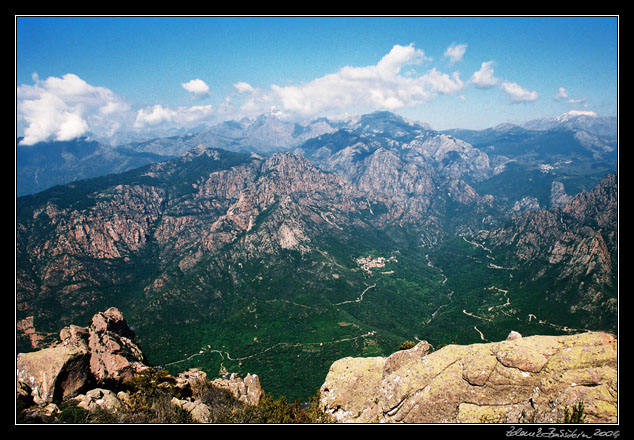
[319,331,617,423]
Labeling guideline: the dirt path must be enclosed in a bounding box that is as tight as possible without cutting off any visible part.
[164,331,377,367]
[334,283,376,306]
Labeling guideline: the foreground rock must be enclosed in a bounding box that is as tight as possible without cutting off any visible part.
[16,308,266,423]
[211,372,265,406]
[319,331,617,423]
[17,307,147,405]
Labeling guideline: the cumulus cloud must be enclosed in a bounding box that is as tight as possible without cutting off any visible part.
[17,73,130,145]
[500,81,539,103]
[233,81,256,94]
[134,104,176,127]
[444,43,467,64]
[134,104,213,129]
[181,78,210,98]
[246,43,465,117]
[555,87,587,105]
[471,61,500,89]
[554,87,569,100]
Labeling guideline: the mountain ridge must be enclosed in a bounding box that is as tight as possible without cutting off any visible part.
[17,110,617,198]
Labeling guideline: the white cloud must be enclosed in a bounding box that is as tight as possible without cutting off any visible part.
[233,81,256,93]
[134,104,176,127]
[17,73,130,145]
[500,81,539,103]
[471,61,500,89]
[554,87,569,100]
[178,105,214,122]
[134,104,213,129]
[444,43,467,64]
[255,44,464,117]
[421,68,465,95]
[567,97,587,104]
[181,78,210,97]
[555,87,587,105]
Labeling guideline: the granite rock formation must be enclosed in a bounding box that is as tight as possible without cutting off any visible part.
[17,307,147,405]
[320,331,617,423]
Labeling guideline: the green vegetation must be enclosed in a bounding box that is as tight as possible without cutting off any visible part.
[562,401,587,424]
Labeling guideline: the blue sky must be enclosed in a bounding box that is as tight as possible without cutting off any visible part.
[16,16,618,145]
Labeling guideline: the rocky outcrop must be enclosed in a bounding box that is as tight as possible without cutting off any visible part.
[319,331,617,423]
[16,309,267,423]
[17,331,92,405]
[211,372,265,406]
[69,388,123,413]
[86,308,146,382]
[17,307,147,405]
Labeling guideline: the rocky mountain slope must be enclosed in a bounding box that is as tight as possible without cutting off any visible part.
[444,112,616,213]
[16,137,174,197]
[17,145,441,399]
[294,111,503,244]
[474,173,618,331]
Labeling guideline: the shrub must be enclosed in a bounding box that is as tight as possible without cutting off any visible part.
[211,392,332,424]
[399,341,416,350]
[562,401,586,423]
[57,406,89,424]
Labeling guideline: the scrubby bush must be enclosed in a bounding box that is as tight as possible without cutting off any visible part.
[213,393,331,424]
[399,341,416,350]
[57,406,89,424]
[193,376,331,423]
[562,401,586,423]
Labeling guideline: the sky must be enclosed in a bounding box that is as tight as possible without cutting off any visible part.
[15,15,619,145]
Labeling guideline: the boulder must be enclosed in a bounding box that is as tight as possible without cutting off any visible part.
[173,368,209,399]
[70,388,122,412]
[320,332,617,423]
[16,339,91,405]
[211,372,265,406]
[171,397,211,423]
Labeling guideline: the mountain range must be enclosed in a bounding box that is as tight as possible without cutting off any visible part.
[17,110,616,198]
[15,110,618,401]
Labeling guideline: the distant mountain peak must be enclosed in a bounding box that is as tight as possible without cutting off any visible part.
[519,110,615,136]
[556,110,598,121]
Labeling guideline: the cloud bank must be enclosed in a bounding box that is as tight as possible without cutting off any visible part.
[234,44,466,118]
[17,74,215,145]
[17,43,546,144]
[17,73,130,145]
